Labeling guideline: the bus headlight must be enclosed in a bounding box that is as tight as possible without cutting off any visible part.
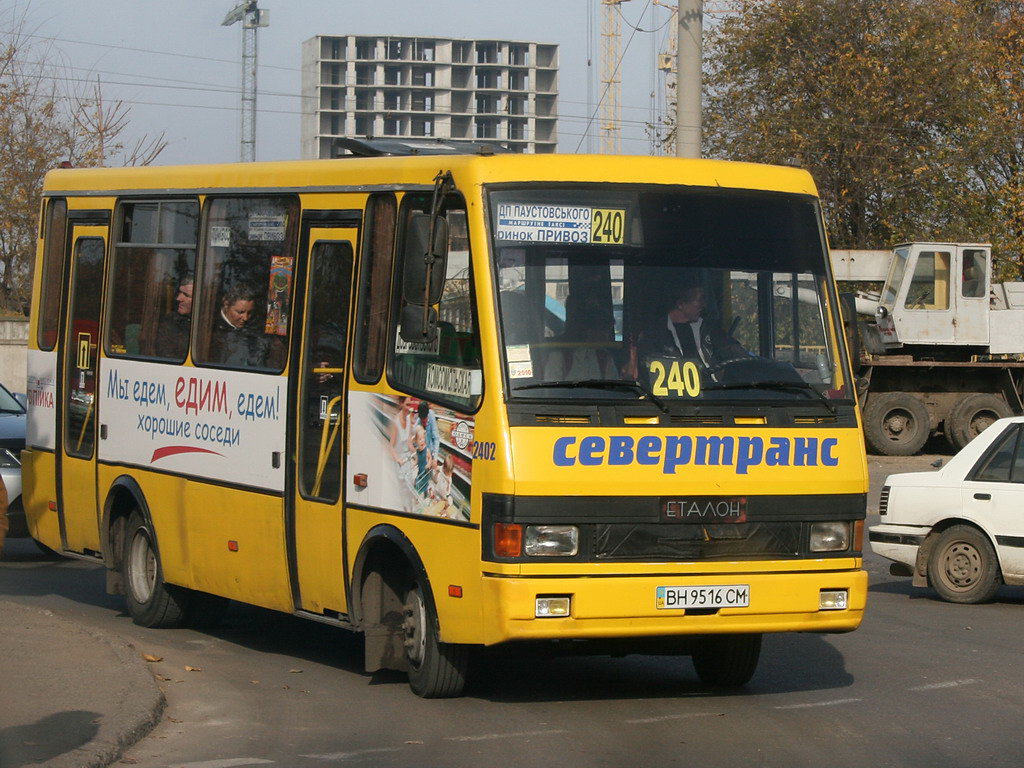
[809,522,850,552]
[524,525,579,556]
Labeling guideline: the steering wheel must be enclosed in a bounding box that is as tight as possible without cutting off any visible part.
[707,356,751,376]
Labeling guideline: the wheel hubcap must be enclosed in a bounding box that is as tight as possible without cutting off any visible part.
[940,542,982,590]
[969,410,997,439]
[127,530,157,604]
[402,588,427,668]
[883,408,914,443]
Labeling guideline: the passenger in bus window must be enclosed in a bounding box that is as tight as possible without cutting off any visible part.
[543,291,618,381]
[214,285,259,366]
[156,274,194,359]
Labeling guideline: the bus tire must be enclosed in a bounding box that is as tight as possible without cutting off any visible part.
[926,525,1001,604]
[946,393,1010,453]
[692,633,762,688]
[863,392,930,455]
[403,583,468,698]
[122,511,190,628]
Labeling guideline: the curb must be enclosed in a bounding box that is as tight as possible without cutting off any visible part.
[1,601,166,768]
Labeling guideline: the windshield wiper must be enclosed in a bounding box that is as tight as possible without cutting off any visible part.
[702,380,837,415]
[0,407,24,414]
[513,378,669,413]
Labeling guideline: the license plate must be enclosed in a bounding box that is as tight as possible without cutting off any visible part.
[656,584,750,610]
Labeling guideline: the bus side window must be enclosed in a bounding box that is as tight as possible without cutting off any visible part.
[353,193,397,383]
[37,198,68,351]
[192,196,299,373]
[106,200,199,361]
[391,201,481,412]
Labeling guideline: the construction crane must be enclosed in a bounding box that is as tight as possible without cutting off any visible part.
[222,1,269,162]
[600,0,631,154]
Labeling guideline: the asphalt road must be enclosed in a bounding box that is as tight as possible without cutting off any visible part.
[1,453,1022,768]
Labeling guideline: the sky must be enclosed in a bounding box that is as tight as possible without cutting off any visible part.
[8,0,683,165]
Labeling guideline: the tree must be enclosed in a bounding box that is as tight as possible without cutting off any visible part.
[658,0,1024,277]
[700,0,986,251]
[0,8,165,312]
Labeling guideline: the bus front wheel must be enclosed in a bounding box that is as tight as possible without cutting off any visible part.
[122,511,190,628]
[691,633,762,687]
[402,583,469,698]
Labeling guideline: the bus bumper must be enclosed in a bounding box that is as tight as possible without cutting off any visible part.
[478,568,867,645]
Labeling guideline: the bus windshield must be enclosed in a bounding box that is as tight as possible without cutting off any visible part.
[490,185,851,405]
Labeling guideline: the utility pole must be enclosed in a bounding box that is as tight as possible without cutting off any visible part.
[222,1,269,162]
[675,0,702,158]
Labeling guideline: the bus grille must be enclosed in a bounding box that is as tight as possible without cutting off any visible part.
[593,522,802,561]
[879,486,890,516]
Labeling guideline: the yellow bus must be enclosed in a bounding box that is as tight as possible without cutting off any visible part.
[23,140,868,697]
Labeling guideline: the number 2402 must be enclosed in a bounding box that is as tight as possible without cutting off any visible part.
[649,360,701,397]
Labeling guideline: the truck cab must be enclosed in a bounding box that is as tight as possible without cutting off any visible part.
[876,243,991,348]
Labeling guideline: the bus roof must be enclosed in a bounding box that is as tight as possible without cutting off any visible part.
[42,153,819,198]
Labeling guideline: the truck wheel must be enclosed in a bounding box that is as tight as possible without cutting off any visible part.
[863,392,930,455]
[122,511,190,628]
[926,525,1001,604]
[403,583,469,698]
[692,633,762,687]
[946,394,1010,453]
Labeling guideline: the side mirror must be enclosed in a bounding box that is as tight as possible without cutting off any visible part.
[402,213,448,307]
[399,303,438,344]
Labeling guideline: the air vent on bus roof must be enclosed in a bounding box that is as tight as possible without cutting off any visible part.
[535,414,593,425]
[670,415,725,426]
[793,415,838,424]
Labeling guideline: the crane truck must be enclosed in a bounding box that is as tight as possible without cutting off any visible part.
[833,243,1024,455]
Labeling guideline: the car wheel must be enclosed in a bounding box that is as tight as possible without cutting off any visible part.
[926,525,1001,604]
[692,633,762,687]
[863,392,931,456]
[946,393,1011,453]
[403,583,469,698]
[122,511,190,627]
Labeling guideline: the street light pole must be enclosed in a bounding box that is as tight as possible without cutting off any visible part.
[675,0,702,158]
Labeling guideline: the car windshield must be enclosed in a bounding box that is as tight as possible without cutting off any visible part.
[0,384,23,413]
[490,185,852,405]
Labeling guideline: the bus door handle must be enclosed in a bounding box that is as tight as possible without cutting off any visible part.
[973,493,991,501]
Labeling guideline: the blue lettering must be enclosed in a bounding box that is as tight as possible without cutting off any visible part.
[608,435,634,465]
[765,437,790,466]
[793,437,818,466]
[821,437,839,466]
[553,436,577,466]
[578,436,605,466]
[736,437,764,475]
[662,436,692,474]
[636,435,661,465]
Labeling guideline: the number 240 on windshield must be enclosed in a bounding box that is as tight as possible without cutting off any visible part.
[649,360,702,397]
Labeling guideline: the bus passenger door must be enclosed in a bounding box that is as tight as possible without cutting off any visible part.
[57,226,107,554]
[289,228,358,616]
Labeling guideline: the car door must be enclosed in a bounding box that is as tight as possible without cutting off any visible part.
[960,424,1024,580]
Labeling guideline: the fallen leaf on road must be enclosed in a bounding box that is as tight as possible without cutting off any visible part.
[120,759,139,765]
[282,685,290,690]
[168,717,182,723]
[155,674,171,682]
[184,666,203,672]
[251,680,260,684]
[142,654,163,663]
[405,740,424,745]
[289,668,303,673]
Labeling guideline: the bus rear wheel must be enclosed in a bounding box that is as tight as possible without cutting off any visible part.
[692,633,762,688]
[402,583,468,698]
[122,511,190,628]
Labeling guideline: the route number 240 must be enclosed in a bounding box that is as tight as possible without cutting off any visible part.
[649,360,702,397]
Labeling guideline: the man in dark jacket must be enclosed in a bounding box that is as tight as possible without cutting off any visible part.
[638,284,747,380]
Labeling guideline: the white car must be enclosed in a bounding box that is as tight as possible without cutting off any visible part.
[870,415,1024,603]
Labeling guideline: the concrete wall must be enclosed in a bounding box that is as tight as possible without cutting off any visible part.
[0,320,28,394]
